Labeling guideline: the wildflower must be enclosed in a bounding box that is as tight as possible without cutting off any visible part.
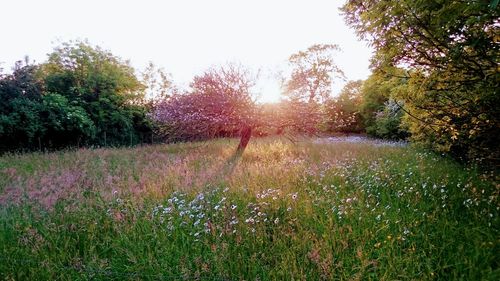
[274,218,280,224]
[166,223,174,231]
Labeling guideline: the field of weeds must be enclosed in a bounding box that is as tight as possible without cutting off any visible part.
[0,137,498,280]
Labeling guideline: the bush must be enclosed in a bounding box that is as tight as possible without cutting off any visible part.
[0,41,153,152]
[370,99,408,140]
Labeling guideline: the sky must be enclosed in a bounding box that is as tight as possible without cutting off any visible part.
[0,0,373,103]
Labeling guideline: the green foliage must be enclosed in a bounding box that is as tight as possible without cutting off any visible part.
[42,41,150,147]
[40,93,95,146]
[372,99,408,140]
[283,44,344,103]
[398,69,499,162]
[358,72,408,139]
[342,0,500,163]
[0,41,153,151]
[0,63,45,150]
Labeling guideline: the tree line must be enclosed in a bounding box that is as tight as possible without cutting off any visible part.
[0,42,152,151]
[1,0,498,164]
[0,41,393,153]
[341,0,499,164]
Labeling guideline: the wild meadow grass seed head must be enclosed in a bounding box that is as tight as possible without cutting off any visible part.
[2,138,498,278]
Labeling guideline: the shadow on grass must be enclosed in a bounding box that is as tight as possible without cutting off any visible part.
[216,126,252,180]
[220,148,245,177]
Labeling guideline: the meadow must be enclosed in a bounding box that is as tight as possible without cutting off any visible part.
[0,137,498,280]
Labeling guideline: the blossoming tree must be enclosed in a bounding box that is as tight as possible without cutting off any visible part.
[151,63,257,152]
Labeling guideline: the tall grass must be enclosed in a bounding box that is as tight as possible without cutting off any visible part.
[0,137,498,280]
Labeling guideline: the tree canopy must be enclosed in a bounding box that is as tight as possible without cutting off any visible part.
[0,41,153,151]
[342,0,500,162]
[283,44,345,103]
[152,64,256,142]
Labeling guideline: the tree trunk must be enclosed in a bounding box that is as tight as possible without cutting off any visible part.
[237,125,252,153]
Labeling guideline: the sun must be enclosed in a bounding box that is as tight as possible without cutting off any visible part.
[255,80,283,104]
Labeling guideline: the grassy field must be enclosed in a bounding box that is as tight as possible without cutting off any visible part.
[0,137,498,280]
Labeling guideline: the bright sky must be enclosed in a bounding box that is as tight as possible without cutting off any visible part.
[0,0,373,103]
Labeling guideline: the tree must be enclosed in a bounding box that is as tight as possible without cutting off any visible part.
[323,80,364,133]
[0,61,45,150]
[141,62,173,101]
[42,40,151,147]
[39,93,95,147]
[342,0,500,162]
[152,63,257,151]
[359,71,408,139]
[283,44,345,103]
[0,41,154,152]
